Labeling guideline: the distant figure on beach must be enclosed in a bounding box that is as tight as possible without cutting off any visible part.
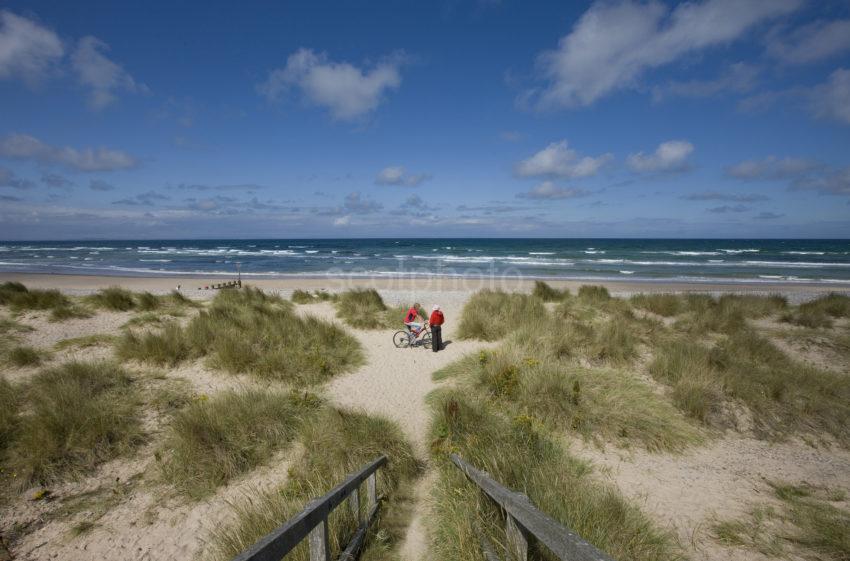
[404,302,426,336]
[430,304,444,352]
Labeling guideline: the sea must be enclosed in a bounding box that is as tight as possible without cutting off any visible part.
[1,239,849,285]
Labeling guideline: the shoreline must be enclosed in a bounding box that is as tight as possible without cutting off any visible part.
[3,271,848,301]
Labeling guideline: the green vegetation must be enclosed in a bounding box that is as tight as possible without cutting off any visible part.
[650,332,850,442]
[532,280,570,302]
[782,293,850,328]
[0,281,71,313]
[457,289,546,341]
[714,482,850,560]
[670,293,787,335]
[0,377,19,452]
[0,315,32,335]
[291,289,338,304]
[428,390,682,561]
[6,345,46,367]
[4,361,142,487]
[577,284,611,302]
[118,287,362,384]
[210,407,420,561]
[49,304,93,321]
[334,288,400,329]
[87,287,201,313]
[160,389,321,498]
[630,293,682,317]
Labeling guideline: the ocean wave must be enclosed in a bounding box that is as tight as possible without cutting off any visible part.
[717,248,760,254]
[782,251,825,255]
[528,252,555,255]
[641,251,721,256]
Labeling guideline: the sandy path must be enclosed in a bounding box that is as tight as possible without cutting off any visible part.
[574,435,850,561]
[296,295,489,561]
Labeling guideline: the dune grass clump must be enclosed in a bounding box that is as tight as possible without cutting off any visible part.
[6,345,45,367]
[650,333,850,442]
[291,289,338,304]
[87,286,201,313]
[49,303,93,321]
[160,390,322,498]
[714,482,850,560]
[631,293,683,317]
[458,289,546,341]
[578,284,611,302]
[674,293,788,335]
[0,377,19,452]
[532,280,570,302]
[0,281,70,312]
[428,390,681,561]
[118,287,362,384]
[210,407,420,561]
[88,286,137,311]
[5,361,142,486]
[782,293,850,329]
[334,288,398,329]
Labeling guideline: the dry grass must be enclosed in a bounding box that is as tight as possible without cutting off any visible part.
[334,288,399,329]
[291,289,338,304]
[159,389,322,499]
[3,361,142,487]
[630,293,683,317]
[532,280,569,302]
[457,289,546,341]
[117,287,363,384]
[428,389,682,561]
[210,406,420,561]
[782,293,850,328]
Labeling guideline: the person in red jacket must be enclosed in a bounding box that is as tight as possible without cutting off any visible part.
[429,304,445,352]
[404,303,426,336]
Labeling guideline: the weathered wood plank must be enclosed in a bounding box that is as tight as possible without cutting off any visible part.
[338,502,380,561]
[506,514,528,561]
[309,518,330,561]
[230,455,386,561]
[348,487,361,523]
[450,454,615,561]
[367,472,377,510]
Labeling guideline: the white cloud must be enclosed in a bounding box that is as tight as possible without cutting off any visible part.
[333,215,351,227]
[726,156,818,180]
[258,48,404,121]
[71,36,145,109]
[767,19,850,64]
[652,62,759,101]
[0,11,63,86]
[375,166,431,187]
[526,0,800,109]
[517,181,589,200]
[0,133,138,171]
[810,68,850,125]
[516,140,611,179]
[627,140,694,173]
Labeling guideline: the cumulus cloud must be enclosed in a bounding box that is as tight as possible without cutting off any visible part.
[258,48,404,121]
[344,192,382,214]
[525,0,800,109]
[725,156,818,180]
[681,191,768,202]
[0,166,36,189]
[89,179,115,191]
[627,140,694,173]
[0,11,63,86]
[375,166,431,187]
[792,167,850,197]
[0,133,138,171]
[112,190,170,206]
[707,204,751,213]
[809,68,850,125]
[516,181,590,200]
[71,36,146,109]
[767,19,850,64]
[41,172,74,188]
[516,140,611,179]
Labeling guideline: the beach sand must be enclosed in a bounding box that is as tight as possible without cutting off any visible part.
[1,273,848,561]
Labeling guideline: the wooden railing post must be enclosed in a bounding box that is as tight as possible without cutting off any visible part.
[367,472,377,510]
[506,514,528,561]
[308,517,330,561]
[349,487,361,523]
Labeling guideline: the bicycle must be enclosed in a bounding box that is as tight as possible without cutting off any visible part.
[393,323,432,349]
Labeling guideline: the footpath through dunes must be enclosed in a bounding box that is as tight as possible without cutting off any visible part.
[293,293,494,561]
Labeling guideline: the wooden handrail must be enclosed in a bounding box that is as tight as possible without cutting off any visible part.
[450,454,615,561]
[231,455,387,561]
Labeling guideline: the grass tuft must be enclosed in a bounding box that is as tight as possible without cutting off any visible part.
[457,290,546,341]
[0,282,70,312]
[630,293,682,317]
[160,389,322,498]
[5,361,142,487]
[532,280,569,302]
[0,377,19,453]
[6,345,46,367]
[334,288,397,329]
[87,286,137,311]
[578,284,611,302]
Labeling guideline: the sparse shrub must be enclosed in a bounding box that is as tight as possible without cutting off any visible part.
[6,345,44,367]
[533,280,569,302]
[7,361,142,486]
[160,389,321,498]
[458,290,546,341]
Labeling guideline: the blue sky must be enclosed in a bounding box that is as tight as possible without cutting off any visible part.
[0,0,849,239]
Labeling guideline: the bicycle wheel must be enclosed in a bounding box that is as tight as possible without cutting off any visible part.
[393,331,411,348]
[421,331,432,349]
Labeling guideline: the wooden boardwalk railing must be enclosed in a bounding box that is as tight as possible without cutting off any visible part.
[231,455,387,561]
[450,454,615,561]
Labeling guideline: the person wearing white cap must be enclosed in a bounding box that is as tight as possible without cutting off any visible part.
[429,304,445,352]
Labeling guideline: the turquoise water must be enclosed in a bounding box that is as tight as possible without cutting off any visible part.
[1,239,849,285]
